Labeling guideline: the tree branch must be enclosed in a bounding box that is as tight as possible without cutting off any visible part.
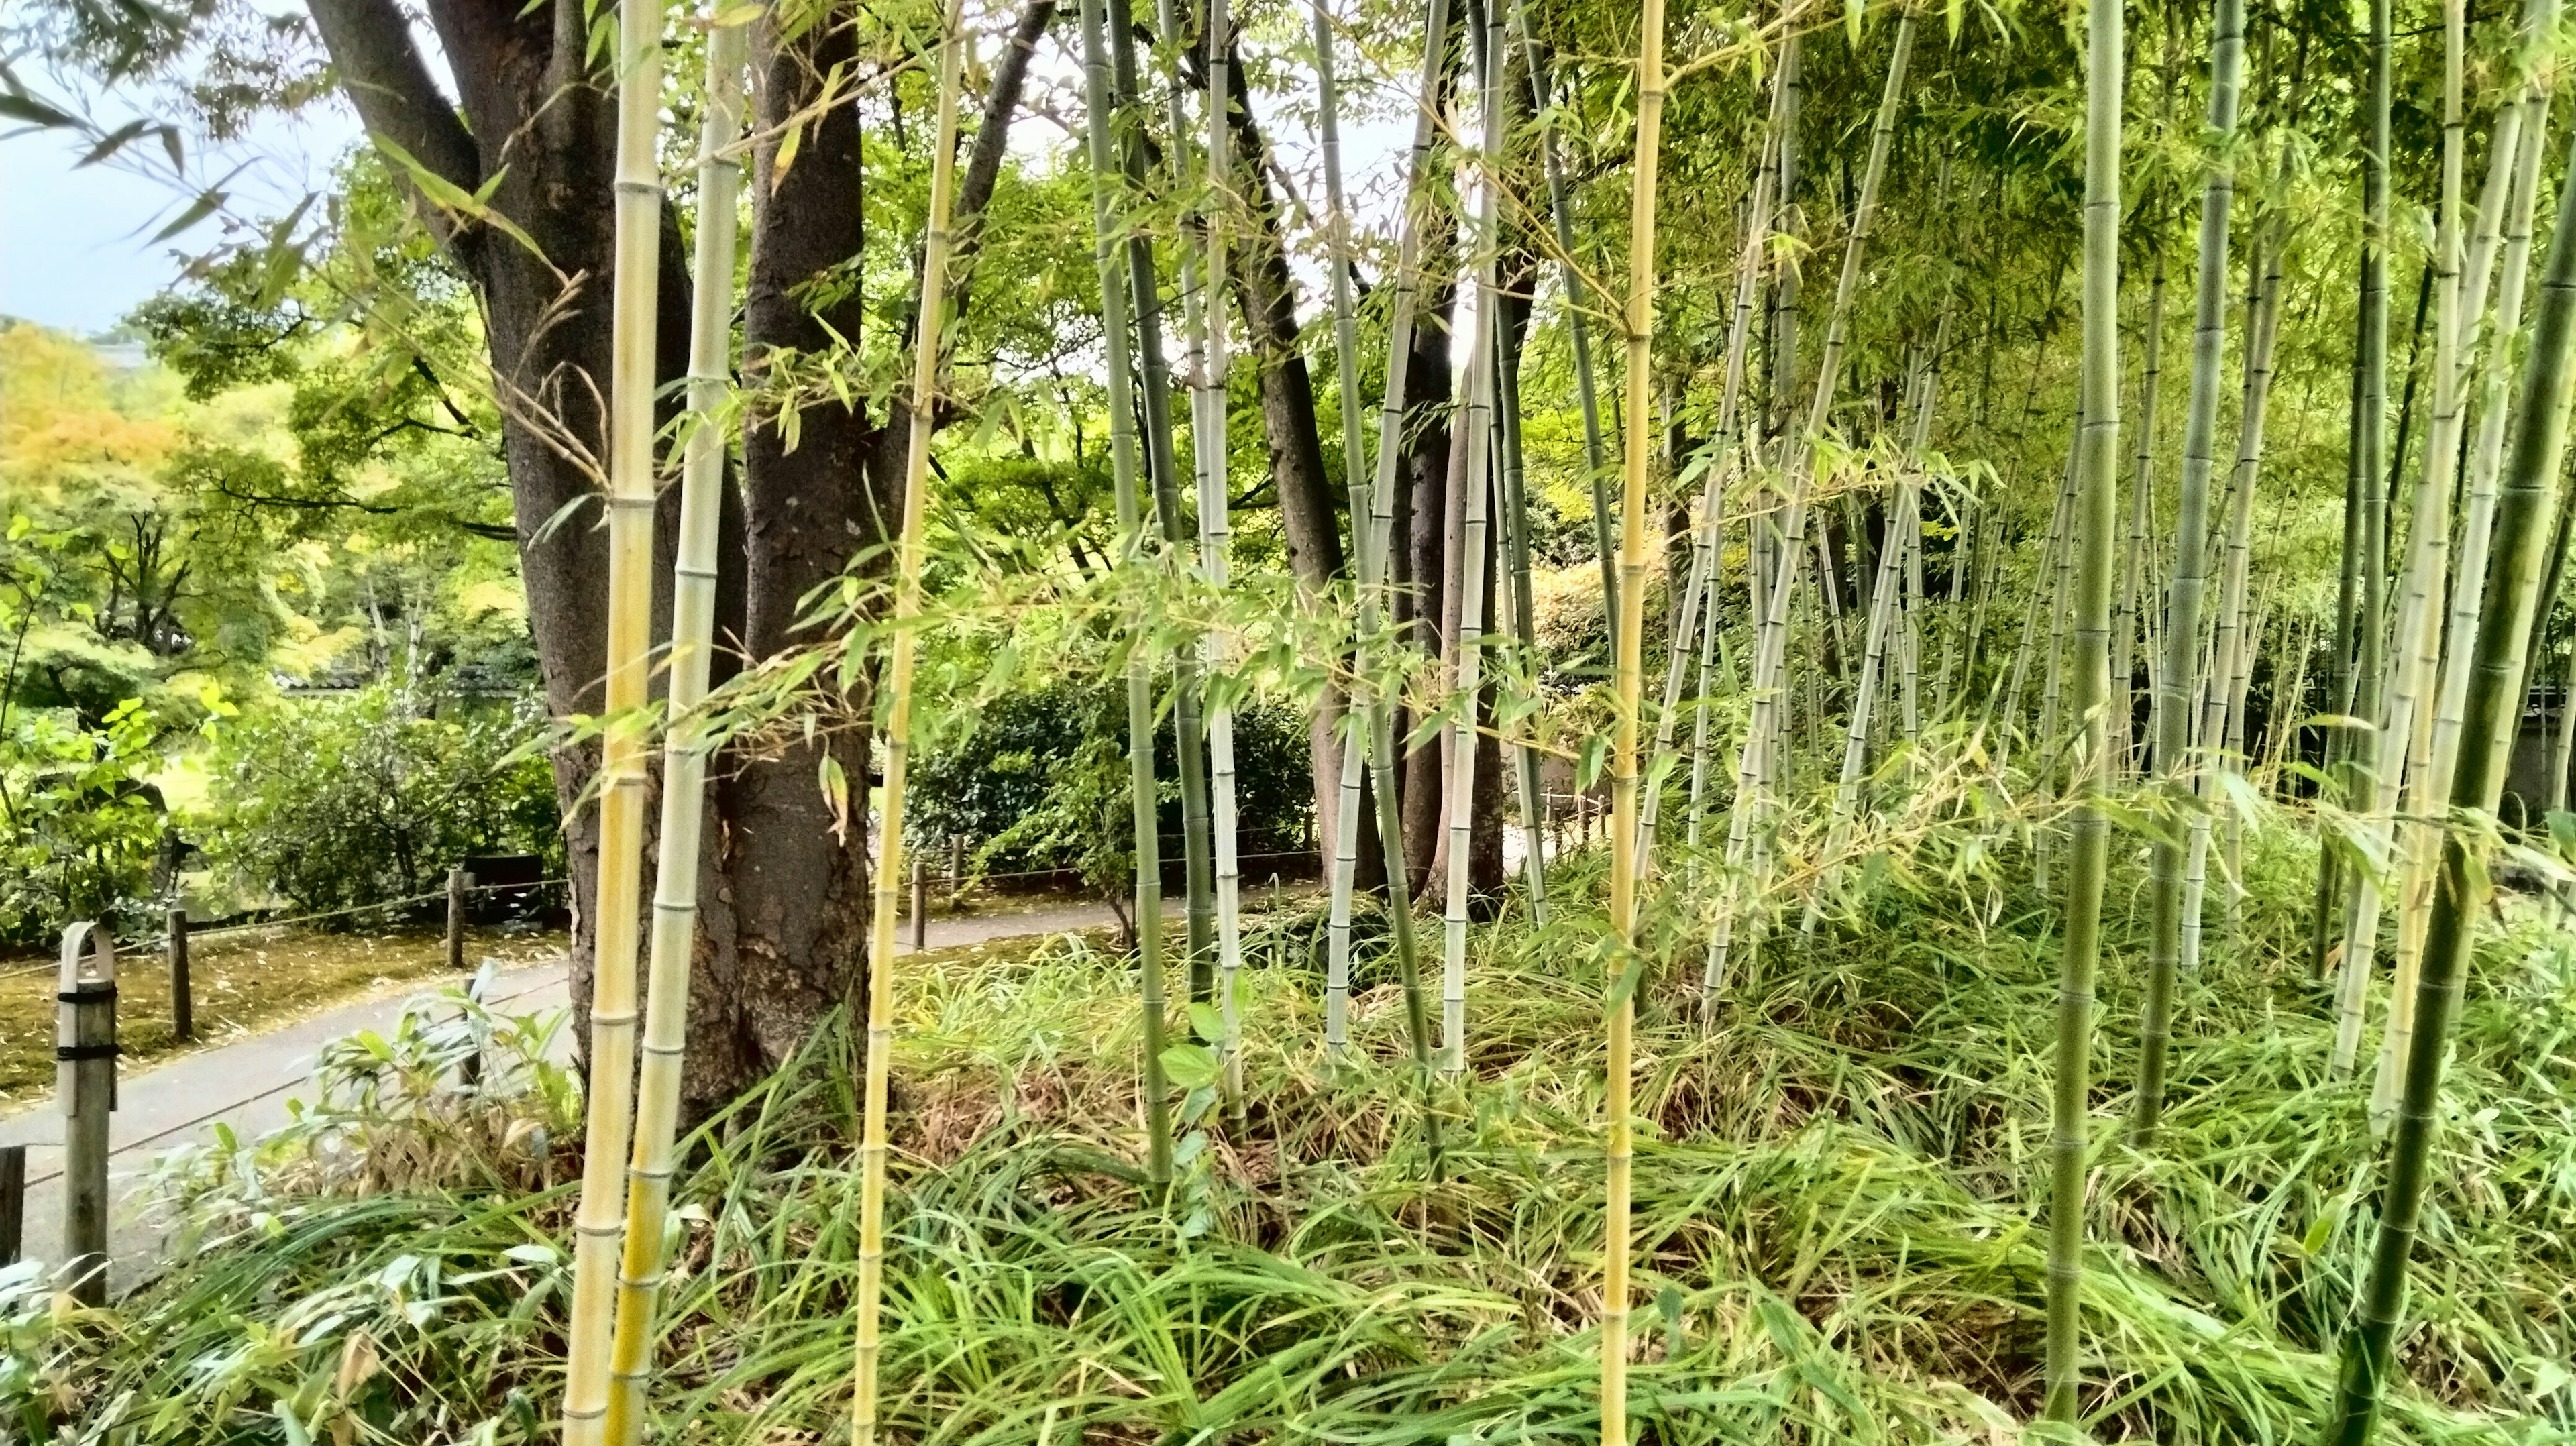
[303,0,480,203]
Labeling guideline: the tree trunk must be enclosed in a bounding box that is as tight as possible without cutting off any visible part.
[303,0,1051,1115]
[1218,50,1349,874]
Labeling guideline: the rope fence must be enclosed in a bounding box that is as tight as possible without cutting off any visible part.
[0,876,569,982]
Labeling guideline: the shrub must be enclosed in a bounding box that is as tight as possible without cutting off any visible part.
[906,681,1313,900]
[0,698,166,948]
[197,680,558,917]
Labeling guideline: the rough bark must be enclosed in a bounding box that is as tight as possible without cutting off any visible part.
[308,0,702,1083]
[688,6,881,1115]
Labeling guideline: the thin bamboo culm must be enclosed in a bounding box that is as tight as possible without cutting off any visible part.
[2131,0,2243,1139]
[2044,0,2119,1415]
[2322,105,2576,1446]
[1196,0,1248,1121]
[1704,11,1907,1004]
[1318,0,1371,1058]
[2371,0,2557,1128]
[851,7,967,1440]
[2330,0,2469,1080]
[1601,0,1663,1435]
[1078,0,1175,1182]
[598,19,746,1445]
[559,0,667,1434]
[1438,0,1507,1074]
[1324,0,1449,1072]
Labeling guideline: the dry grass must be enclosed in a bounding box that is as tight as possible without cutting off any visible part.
[0,924,567,1107]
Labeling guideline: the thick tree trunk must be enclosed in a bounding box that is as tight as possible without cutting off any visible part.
[686,7,881,1116]
[307,0,1050,1115]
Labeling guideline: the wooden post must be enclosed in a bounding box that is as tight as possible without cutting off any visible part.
[0,1144,23,1267]
[166,906,192,1042]
[910,856,929,952]
[447,865,471,970]
[57,921,115,1306]
[946,834,965,905]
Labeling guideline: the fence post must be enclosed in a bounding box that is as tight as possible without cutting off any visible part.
[57,921,115,1306]
[910,856,929,952]
[0,1144,23,1267]
[947,834,965,905]
[447,866,472,970]
[166,905,192,1042]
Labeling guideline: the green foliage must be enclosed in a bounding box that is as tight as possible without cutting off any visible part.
[23,832,2576,1443]
[195,679,558,917]
[906,680,1313,897]
[0,697,167,946]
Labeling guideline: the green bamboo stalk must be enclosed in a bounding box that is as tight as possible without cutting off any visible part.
[2131,0,2245,1140]
[1077,0,1175,1184]
[1342,0,1450,1142]
[1602,0,1664,1428]
[1317,0,1372,1059]
[1497,288,1550,924]
[1193,0,1248,1122]
[2371,9,2557,1126]
[561,0,669,1434]
[2114,249,2169,777]
[1633,112,1782,872]
[2044,0,2121,1413]
[1512,0,1616,643]
[2322,0,2394,984]
[1704,4,1906,1007]
[1439,0,1507,1075]
[2330,0,2469,1080]
[2180,239,2285,980]
[1110,0,1217,999]
[2322,113,2576,1446]
[598,20,746,1442]
[850,8,967,1440]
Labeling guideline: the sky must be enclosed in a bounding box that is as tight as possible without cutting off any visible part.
[0,8,1411,342]
[1,99,362,338]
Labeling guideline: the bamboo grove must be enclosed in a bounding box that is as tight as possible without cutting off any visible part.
[511,0,2576,1438]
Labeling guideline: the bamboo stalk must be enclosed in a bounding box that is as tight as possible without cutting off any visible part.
[598,19,746,1443]
[1705,6,1908,1005]
[1497,281,1550,924]
[2043,0,2120,1414]
[1511,0,1615,642]
[1438,0,1505,1073]
[2180,239,2286,981]
[2371,7,2556,1127]
[2330,0,2469,1080]
[1194,0,1248,1123]
[1317,0,1371,1059]
[561,0,667,1434]
[2322,109,2576,1446]
[1347,0,1452,1142]
[2113,250,2169,778]
[1079,0,1174,1182]
[1118,0,1217,1000]
[1632,111,1782,873]
[850,9,967,1439]
[1601,0,1664,1430]
[2131,0,2245,1139]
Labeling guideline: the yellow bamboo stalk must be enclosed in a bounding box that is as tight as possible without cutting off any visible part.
[852,5,967,1441]
[561,0,666,1437]
[1602,0,1664,1437]
[599,15,747,1444]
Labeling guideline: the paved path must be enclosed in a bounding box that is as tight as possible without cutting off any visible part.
[0,900,1140,1295]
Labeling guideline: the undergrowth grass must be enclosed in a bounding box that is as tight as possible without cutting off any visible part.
[8,831,2574,1444]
